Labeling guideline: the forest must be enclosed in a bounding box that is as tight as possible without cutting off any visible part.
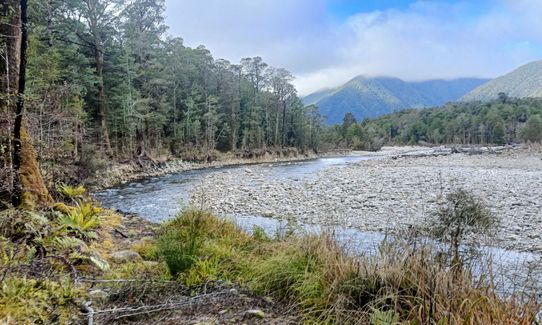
[0,0,324,202]
[337,97,542,150]
[2,0,542,202]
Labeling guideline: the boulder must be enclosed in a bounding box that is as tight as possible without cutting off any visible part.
[110,250,142,263]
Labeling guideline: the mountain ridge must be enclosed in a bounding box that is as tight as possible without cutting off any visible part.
[304,76,489,124]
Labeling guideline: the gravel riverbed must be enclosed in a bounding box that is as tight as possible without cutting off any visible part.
[191,147,542,253]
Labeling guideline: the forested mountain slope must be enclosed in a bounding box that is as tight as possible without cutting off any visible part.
[462,60,542,101]
[336,98,542,150]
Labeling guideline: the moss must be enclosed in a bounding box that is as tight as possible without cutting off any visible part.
[17,121,51,210]
[0,277,80,324]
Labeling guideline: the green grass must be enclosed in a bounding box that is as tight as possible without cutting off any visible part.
[156,210,540,324]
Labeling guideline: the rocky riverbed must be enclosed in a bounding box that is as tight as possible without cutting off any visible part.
[191,146,542,253]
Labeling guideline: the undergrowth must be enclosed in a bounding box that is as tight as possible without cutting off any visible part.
[0,193,539,324]
[0,184,121,323]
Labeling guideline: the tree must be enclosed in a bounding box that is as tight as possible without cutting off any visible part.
[486,111,506,144]
[521,115,542,142]
[69,0,125,155]
[1,0,50,208]
[431,189,497,269]
[342,112,357,136]
[267,67,295,147]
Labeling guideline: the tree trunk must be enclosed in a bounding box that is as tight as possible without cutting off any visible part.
[2,0,51,209]
[95,44,112,156]
[274,102,280,146]
[281,100,287,148]
[230,101,237,151]
[0,1,19,206]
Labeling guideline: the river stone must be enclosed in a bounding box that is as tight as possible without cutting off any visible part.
[245,309,265,319]
[110,250,142,263]
[89,289,109,303]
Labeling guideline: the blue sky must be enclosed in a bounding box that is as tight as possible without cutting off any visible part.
[165,0,542,95]
[327,0,419,18]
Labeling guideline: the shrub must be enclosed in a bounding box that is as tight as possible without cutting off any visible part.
[157,210,250,277]
[57,201,102,240]
[57,184,86,200]
[430,188,498,266]
[154,211,538,324]
[156,229,200,277]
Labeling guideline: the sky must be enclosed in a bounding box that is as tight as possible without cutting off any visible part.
[164,0,542,95]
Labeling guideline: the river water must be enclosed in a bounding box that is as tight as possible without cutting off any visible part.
[96,155,541,296]
[95,155,371,221]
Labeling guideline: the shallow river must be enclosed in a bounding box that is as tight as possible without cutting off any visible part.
[96,155,541,296]
[95,155,371,221]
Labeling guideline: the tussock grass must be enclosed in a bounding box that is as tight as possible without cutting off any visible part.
[158,210,540,324]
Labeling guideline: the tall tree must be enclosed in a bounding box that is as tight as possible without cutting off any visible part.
[69,0,124,155]
[1,0,50,208]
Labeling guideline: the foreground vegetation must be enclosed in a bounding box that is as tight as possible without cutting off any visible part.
[0,184,540,323]
[152,210,539,324]
[0,0,540,323]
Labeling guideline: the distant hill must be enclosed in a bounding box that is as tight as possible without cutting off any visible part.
[462,60,542,102]
[304,76,488,124]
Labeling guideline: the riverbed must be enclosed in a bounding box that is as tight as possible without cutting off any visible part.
[96,146,542,295]
[95,153,374,220]
[195,147,542,254]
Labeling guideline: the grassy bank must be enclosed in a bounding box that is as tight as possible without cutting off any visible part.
[150,210,539,324]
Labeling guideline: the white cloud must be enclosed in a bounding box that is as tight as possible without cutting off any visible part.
[165,0,542,95]
[165,0,337,73]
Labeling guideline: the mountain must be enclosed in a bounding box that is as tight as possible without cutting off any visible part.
[303,88,335,105]
[304,76,488,124]
[461,60,542,102]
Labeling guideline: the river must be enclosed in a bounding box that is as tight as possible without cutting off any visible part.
[96,154,541,296]
[95,155,372,221]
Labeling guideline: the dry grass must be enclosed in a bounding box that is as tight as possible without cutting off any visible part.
[157,211,541,324]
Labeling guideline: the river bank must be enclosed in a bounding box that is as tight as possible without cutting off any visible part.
[88,149,350,190]
[191,145,542,253]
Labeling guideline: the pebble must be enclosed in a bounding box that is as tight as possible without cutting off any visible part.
[189,149,542,253]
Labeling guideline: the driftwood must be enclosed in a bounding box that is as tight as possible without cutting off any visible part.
[392,145,517,160]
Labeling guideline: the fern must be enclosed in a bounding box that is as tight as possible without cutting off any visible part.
[57,184,86,199]
[58,202,101,240]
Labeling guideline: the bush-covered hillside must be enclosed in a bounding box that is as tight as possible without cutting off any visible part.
[334,97,542,149]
